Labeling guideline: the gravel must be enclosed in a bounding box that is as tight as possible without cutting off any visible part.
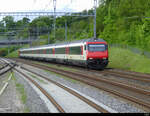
[23,63,146,113]
[0,72,8,90]
[13,70,50,113]
[0,72,24,113]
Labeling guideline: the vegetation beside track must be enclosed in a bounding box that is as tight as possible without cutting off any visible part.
[6,49,19,58]
[6,44,30,58]
[107,47,150,74]
[12,72,30,113]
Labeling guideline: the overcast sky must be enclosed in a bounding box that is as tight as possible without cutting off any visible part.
[0,0,95,12]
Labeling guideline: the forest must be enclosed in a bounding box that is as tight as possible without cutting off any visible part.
[1,0,150,57]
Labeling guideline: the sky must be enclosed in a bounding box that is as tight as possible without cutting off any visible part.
[0,0,97,21]
[0,0,95,12]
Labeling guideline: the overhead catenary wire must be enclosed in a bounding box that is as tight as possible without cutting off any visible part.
[0,0,98,47]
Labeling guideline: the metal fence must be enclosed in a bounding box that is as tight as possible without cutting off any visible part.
[109,44,150,58]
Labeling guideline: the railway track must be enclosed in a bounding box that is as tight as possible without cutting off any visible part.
[14,68,66,113]
[0,64,9,70]
[12,58,150,111]
[98,70,150,83]
[106,68,150,78]
[2,58,115,113]
[43,61,150,90]
[0,59,6,66]
[0,59,15,76]
[35,60,150,90]
[18,58,150,83]
[15,67,113,113]
[0,58,9,69]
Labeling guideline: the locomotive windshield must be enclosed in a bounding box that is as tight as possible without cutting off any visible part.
[88,44,106,52]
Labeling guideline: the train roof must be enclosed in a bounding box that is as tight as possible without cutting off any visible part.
[20,38,106,51]
[70,38,106,43]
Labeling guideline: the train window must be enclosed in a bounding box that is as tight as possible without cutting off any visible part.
[50,49,53,54]
[105,45,108,50]
[46,49,49,54]
[38,50,40,54]
[41,50,44,54]
[39,50,41,54]
[55,47,66,54]
[40,50,43,54]
[69,46,81,55]
[81,46,83,55]
[43,49,46,54]
[88,44,106,52]
[46,49,53,54]
[84,45,86,50]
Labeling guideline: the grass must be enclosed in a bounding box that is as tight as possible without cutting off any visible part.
[107,47,150,74]
[12,72,30,113]
[6,49,19,58]
[15,83,27,104]
[5,44,29,58]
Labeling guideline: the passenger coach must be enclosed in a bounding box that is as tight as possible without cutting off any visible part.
[19,38,109,69]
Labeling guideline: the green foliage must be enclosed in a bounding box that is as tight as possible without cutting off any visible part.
[29,16,53,37]
[0,46,20,57]
[108,46,150,74]
[2,16,16,30]
[97,0,150,51]
[5,45,29,58]
[6,49,18,58]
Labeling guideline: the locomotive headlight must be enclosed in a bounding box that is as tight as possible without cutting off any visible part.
[103,57,107,59]
[89,58,93,59]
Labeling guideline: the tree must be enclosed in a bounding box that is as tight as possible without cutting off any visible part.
[2,16,16,30]
[0,21,5,32]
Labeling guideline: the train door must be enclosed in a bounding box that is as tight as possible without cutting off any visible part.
[66,45,69,64]
[65,46,69,64]
[80,45,83,60]
[18,50,20,57]
[83,43,87,60]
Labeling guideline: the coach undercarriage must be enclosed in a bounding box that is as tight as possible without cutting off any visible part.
[87,58,108,70]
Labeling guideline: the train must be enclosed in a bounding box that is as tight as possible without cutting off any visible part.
[19,38,109,70]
